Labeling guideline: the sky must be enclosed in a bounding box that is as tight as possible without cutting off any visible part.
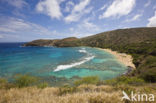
[0,0,156,42]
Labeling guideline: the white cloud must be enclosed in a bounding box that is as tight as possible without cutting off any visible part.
[0,17,60,41]
[36,0,64,19]
[125,14,142,22]
[0,18,31,33]
[68,19,101,37]
[73,0,90,12]
[4,0,28,9]
[132,14,142,20]
[0,35,4,39]
[1,0,28,18]
[147,11,156,27]
[69,28,74,32]
[78,19,100,32]
[99,0,135,19]
[64,0,92,23]
[153,5,156,10]
[65,8,92,23]
[0,27,16,33]
[144,0,151,7]
[98,4,107,11]
[64,1,74,12]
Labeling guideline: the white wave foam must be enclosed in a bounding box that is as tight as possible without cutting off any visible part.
[78,48,87,53]
[54,55,95,72]
[79,49,87,53]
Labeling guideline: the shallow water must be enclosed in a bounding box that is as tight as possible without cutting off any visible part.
[0,43,128,85]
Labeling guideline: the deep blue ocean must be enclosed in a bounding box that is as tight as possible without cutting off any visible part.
[0,43,128,85]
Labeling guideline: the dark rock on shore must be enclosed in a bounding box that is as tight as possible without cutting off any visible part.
[123,66,134,75]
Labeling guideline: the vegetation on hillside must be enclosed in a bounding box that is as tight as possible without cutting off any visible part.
[0,74,48,89]
[108,39,156,83]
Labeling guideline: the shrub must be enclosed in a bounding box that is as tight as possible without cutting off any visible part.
[0,78,16,89]
[118,76,144,85]
[0,78,8,89]
[105,76,145,85]
[104,78,117,85]
[57,85,77,96]
[37,82,49,89]
[140,68,156,82]
[0,78,7,84]
[74,76,100,86]
[14,74,38,88]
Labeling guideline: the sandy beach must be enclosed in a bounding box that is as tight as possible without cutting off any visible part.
[99,48,136,69]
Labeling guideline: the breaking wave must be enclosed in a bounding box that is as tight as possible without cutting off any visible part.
[78,48,87,53]
[54,48,94,72]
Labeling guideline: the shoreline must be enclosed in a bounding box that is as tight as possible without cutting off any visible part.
[98,48,136,69]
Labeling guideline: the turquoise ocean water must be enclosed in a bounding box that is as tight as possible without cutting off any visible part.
[0,43,128,85]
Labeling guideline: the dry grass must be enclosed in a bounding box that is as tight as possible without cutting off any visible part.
[0,84,156,103]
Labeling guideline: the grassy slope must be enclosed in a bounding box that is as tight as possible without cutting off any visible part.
[0,84,156,103]
[1,75,156,103]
